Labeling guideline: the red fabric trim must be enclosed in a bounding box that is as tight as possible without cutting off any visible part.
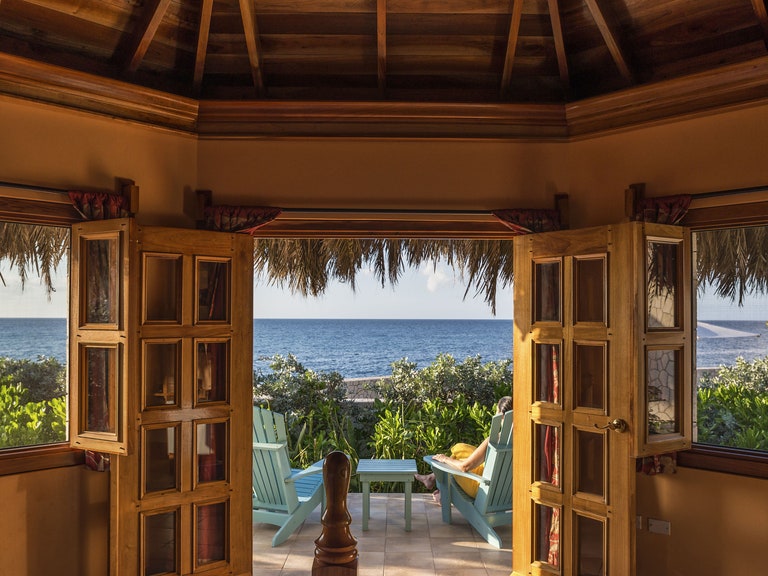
[68,191,130,220]
[202,205,281,234]
[633,194,691,225]
[492,209,561,234]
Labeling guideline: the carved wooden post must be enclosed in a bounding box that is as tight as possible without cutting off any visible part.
[312,451,358,576]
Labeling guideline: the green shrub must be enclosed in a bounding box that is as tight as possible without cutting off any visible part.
[697,356,768,451]
[368,353,512,408]
[0,356,66,402]
[0,379,67,449]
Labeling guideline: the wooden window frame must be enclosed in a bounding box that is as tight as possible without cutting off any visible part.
[680,193,768,479]
[0,185,83,476]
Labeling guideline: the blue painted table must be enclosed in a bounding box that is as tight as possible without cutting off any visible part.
[356,458,418,532]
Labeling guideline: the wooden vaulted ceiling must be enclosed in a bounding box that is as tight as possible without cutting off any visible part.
[1,0,768,138]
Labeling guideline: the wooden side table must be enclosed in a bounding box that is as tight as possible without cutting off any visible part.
[356,458,418,531]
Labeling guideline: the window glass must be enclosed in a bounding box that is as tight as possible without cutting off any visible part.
[0,222,69,450]
[694,225,768,454]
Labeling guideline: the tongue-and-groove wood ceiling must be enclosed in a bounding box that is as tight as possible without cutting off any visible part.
[1,0,768,137]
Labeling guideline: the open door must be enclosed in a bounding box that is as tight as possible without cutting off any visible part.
[70,219,253,576]
[512,222,691,576]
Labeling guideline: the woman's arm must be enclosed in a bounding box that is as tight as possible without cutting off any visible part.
[433,437,489,472]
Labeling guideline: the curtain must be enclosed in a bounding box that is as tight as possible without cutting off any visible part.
[632,194,691,225]
[493,208,562,234]
[202,205,281,234]
[69,191,130,220]
[544,345,561,567]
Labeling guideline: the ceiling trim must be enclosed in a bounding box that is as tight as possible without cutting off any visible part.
[1,52,768,140]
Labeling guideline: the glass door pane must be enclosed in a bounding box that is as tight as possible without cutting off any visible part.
[535,260,561,323]
[196,341,229,403]
[196,421,228,484]
[144,255,181,323]
[143,425,179,495]
[575,515,605,576]
[646,348,681,436]
[647,240,680,329]
[196,501,228,568]
[82,345,119,435]
[535,503,561,570]
[197,259,230,322]
[83,236,119,325]
[144,341,180,408]
[575,257,606,324]
[575,344,606,410]
[535,343,561,404]
[143,510,178,576]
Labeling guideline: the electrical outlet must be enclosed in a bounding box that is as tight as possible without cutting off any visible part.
[648,518,671,535]
[636,515,643,530]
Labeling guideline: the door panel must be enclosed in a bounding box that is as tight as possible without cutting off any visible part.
[71,220,252,576]
[513,222,691,576]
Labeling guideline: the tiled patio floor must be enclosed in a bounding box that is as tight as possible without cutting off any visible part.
[253,492,512,576]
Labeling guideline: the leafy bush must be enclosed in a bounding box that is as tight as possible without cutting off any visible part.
[697,356,768,451]
[0,379,67,449]
[0,356,66,402]
[368,353,512,408]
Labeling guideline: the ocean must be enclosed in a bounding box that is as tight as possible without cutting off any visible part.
[0,318,766,378]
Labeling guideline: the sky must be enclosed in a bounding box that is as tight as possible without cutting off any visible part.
[1,258,766,321]
[0,259,513,319]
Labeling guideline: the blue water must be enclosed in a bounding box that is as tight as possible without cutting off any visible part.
[0,318,766,378]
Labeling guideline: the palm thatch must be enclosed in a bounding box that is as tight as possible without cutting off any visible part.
[2,223,767,312]
[695,226,768,305]
[0,222,69,295]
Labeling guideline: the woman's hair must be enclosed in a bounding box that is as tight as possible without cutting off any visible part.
[497,396,512,414]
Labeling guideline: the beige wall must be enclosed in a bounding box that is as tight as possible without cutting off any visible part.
[0,96,198,226]
[0,465,108,576]
[637,468,768,576]
[2,96,768,576]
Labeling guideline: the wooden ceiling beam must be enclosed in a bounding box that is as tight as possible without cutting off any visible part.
[583,0,634,83]
[750,0,768,50]
[500,0,525,97]
[238,0,265,96]
[194,0,215,93]
[377,0,387,93]
[124,0,173,73]
[547,0,570,90]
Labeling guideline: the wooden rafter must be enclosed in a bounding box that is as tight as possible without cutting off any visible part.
[123,0,173,73]
[377,0,387,93]
[500,0,525,96]
[584,0,633,83]
[751,0,768,50]
[238,0,265,96]
[194,0,215,93]
[547,0,569,89]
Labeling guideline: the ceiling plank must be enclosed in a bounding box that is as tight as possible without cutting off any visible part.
[377,0,387,93]
[547,0,569,89]
[750,0,768,50]
[194,0,215,92]
[124,0,173,73]
[238,0,265,96]
[583,0,634,83]
[500,0,524,96]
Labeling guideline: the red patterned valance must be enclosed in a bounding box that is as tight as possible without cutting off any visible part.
[202,205,281,235]
[633,194,691,225]
[493,209,562,235]
[69,191,130,220]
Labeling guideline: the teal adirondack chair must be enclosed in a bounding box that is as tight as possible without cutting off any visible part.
[252,407,325,547]
[423,409,513,549]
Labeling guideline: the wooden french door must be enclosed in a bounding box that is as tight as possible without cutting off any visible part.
[512,225,635,576]
[70,220,253,576]
[512,221,691,575]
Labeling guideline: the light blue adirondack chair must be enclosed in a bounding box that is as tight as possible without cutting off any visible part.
[252,407,325,547]
[423,409,513,549]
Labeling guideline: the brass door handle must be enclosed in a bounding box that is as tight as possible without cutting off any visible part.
[594,418,627,433]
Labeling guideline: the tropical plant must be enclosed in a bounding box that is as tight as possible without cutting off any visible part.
[0,356,67,402]
[0,380,67,449]
[697,356,768,451]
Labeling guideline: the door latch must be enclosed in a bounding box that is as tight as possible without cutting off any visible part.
[594,418,628,433]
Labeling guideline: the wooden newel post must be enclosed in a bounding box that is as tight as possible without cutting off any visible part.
[312,451,358,576]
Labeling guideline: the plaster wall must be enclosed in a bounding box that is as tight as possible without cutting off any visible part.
[0,96,198,226]
[196,138,570,211]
